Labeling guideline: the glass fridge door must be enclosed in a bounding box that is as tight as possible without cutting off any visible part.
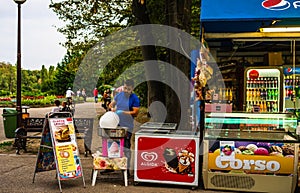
[245,67,282,113]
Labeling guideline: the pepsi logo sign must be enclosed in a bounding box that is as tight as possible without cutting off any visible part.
[262,0,300,10]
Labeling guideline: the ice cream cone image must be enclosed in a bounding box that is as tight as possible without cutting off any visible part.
[178,162,190,173]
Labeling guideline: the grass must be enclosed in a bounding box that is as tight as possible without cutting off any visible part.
[0,141,14,153]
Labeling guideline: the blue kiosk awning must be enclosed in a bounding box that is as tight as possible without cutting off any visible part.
[200,0,300,33]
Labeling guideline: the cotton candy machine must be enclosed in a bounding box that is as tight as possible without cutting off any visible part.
[99,112,126,158]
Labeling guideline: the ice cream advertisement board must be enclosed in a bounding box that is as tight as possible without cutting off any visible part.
[135,136,197,183]
[49,118,83,180]
[208,140,295,174]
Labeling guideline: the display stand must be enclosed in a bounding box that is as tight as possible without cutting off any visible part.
[91,155,128,186]
[33,112,85,192]
[203,112,299,193]
[91,126,128,186]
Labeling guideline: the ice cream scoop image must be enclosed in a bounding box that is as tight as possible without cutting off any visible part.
[109,141,119,153]
[254,147,269,155]
[246,144,258,152]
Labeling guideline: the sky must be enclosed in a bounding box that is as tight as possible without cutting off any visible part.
[0,1,66,70]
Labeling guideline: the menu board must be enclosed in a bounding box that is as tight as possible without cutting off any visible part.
[49,117,83,180]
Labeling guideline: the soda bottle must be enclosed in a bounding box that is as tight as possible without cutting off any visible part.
[256,89,260,101]
[267,101,271,112]
[274,89,278,100]
[271,89,274,100]
[253,89,257,101]
[274,77,278,88]
[273,102,278,112]
[247,77,250,88]
[263,101,267,112]
[229,88,233,102]
[267,89,271,100]
[259,101,263,112]
[270,77,274,88]
[296,76,299,86]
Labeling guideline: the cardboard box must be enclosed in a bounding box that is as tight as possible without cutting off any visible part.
[205,103,232,113]
[264,52,283,66]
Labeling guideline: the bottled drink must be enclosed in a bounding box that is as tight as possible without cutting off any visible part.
[292,90,296,102]
[267,89,271,100]
[286,76,289,86]
[223,89,226,102]
[253,89,257,101]
[270,89,274,100]
[274,89,278,100]
[256,89,260,101]
[267,101,271,112]
[259,101,263,112]
[270,77,274,88]
[263,77,267,88]
[246,89,250,101]
[273,102,278,112]
[229,88,233,101]
[247,77,250,88]
[218,88,222,101]
[263,101,267,112]
[274,77,278,88]
[296,76,299,86]
[253,79,257,88]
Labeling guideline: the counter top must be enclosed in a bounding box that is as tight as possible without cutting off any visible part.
[204,129,299,143]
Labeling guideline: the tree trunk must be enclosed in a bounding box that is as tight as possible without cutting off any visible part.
[165,0,192,130]
[132,0,166,122]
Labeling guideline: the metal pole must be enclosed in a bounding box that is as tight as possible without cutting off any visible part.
[16,3,22,128]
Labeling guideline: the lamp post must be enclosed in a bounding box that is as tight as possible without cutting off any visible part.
[13,0,26,128]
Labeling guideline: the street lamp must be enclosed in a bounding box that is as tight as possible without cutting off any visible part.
[13,0,26,128]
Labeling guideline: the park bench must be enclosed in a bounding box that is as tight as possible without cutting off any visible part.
[14,116,94,156]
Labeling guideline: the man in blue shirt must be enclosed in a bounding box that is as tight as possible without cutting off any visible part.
[109,79,140,176]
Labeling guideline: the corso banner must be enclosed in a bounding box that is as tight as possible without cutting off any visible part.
[208,153,294,174]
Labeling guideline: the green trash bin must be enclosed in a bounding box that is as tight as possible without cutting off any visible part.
[2,108,18,138]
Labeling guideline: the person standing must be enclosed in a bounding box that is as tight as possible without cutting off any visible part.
[81,88,87,102]
[76,89,81,98]
[109,79,140,176]
[93,88,99,103]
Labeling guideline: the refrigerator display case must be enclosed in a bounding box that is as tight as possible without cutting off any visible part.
[283,67,300,113]
[134,122,200,188]
[244,67,283,113]
[203,112,299,193]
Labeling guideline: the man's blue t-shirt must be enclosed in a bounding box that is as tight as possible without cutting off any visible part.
[114,92,140,131]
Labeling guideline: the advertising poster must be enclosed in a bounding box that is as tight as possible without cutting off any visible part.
[208,140,295,174]
[35,119,56,172]
[136,136,197,183]
[49,118,83,180]
[219,141,235,161]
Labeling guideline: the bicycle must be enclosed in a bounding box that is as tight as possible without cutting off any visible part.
[66,97,75,109]
[64,97,75,116]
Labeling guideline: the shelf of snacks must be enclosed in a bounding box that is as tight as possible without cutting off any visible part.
[203,112,299,193]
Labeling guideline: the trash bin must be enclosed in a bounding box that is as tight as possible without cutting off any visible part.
[2,108,18,138]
